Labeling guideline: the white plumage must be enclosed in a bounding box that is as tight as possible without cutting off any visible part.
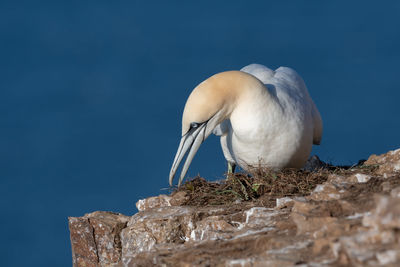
[169,63,322,186]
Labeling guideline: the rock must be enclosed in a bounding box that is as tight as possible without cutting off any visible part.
[376,250,400,265]
[275,197,294,209]
[244,207,280,228]
[136,194,172,211]
[68,217,98,267]
[363,194,400,230]
[303,155,328,171]
[327,174,348,186]
[365,148,400,175]
[308,182,343,201]
[121,206,194,257]
[189,216,235,241]
[381,181,392,193]
[89,212,129,264]
[68,211,129,267]
[135,192,189,212]
[330,192,400,266]
[69,148,400,267]
[170,191,189,206]
[348,173,372,183]
[390,186,400,198]
[291,199,341,236]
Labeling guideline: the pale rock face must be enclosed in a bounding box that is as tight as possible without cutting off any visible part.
[135,195,171,211]
[376,250,400,265]
[391,186,400,198]
[309,183,344,201]
[365,148,400,175]
[189,216,236,241]
[135,191,189,211]
[327,174,348,186]
[69,148,400,266]
[362,193,400,230]
[348,173,372,183]
[276,197,294,209]
[244,207,279,228]
[121,206,195,257]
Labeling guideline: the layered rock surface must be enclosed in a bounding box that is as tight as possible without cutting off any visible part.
[69,148,400,266]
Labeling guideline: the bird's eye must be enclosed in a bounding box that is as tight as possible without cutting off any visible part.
[190,122,199,129]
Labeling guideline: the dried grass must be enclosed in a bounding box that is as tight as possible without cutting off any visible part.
[172,162,380,206]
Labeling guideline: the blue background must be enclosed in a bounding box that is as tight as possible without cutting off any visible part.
[1,1,399,266]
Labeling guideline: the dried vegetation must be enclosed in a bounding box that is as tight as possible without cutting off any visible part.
[173,163,379,206]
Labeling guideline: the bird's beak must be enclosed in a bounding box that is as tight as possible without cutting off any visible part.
[169,122,208,187]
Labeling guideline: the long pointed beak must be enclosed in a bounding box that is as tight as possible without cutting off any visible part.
[169,123,207,186]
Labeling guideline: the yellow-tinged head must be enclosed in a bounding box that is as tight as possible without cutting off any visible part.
[170,70,265,186]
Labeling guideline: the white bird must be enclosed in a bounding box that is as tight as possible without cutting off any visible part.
[169,63,323,186]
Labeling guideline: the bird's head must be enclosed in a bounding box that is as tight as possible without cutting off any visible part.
[169,70,264,186]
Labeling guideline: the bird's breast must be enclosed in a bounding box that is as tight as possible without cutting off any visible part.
[227,93,313,169]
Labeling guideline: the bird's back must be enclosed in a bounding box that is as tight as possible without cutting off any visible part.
[217,63,322,169]
[241,64,309,99]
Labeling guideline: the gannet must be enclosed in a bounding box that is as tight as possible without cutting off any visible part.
[169,63,323,186]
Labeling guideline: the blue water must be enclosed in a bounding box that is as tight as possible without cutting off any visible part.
[1,1,400,266]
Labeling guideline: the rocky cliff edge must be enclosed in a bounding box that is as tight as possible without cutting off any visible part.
[69,148,400,266]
